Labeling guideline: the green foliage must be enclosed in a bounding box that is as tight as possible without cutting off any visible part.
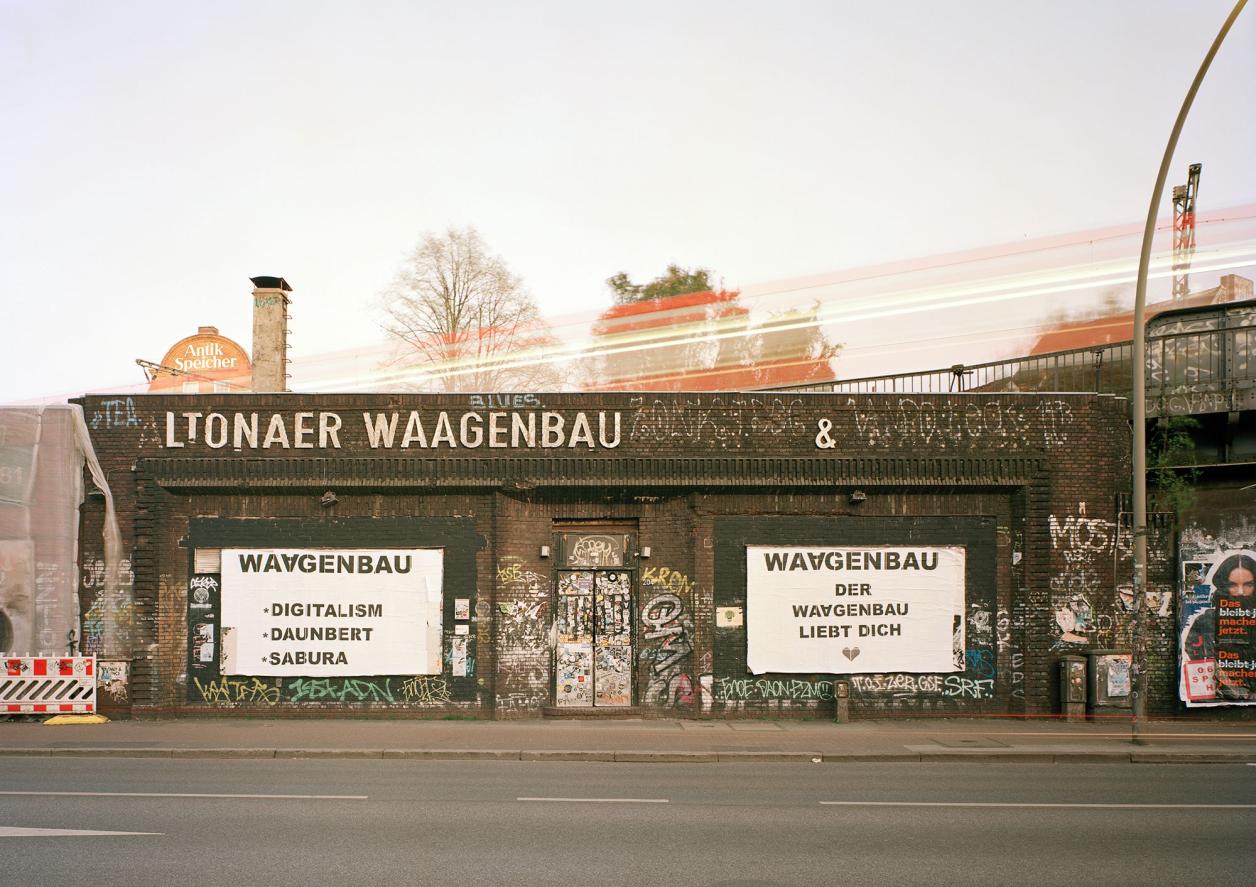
[607,265,714,305]
[1147,415,1200,516]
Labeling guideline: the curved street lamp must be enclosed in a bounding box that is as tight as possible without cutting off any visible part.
[1130,0,1247,745]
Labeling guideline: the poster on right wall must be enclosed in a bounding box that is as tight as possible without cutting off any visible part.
[1178,537,1256,707]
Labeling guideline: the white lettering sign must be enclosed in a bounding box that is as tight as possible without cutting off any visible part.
[162,410,621,450]
[220,548,443,676]
[746,545,965,674]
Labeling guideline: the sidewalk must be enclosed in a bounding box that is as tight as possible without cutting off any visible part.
[3,716,1255,763]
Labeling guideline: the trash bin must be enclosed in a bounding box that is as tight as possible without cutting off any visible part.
[1058,656,1087,721]
[1086,649,1133,720]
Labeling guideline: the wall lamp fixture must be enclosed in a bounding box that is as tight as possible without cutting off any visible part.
[849,490,868,504]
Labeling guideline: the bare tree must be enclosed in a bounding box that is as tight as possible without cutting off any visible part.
[379,227,561,392]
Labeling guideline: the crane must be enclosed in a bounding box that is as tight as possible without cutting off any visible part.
[1171,162,1201,301]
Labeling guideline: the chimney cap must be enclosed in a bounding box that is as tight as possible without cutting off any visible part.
[250,276,292,292]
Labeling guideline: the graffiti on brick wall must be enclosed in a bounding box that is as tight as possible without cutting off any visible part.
[848,674,940,698]
[845,672,994,710]
[628,396,806,448]
[714,677,838,702]
[944,675,995,699]
[640,566,695,706]
[286,677,398,703]
[1048,502,1175,660]
[189,674,453,706]
[87,397,166,447]
[567,535,625,567]
[495,563,549,651]
[495,691,547,713]
[494,561,550,711]
[846,397,1073,451]
[697,651,713,713]
[192,675,281,706]
[399,675,454,704]
[1049,502,1127,650]
[81,556,135,658]
[997,606,1026,700]
[466,394,543,410]
[88,397,142,430]
[841,648,998,708]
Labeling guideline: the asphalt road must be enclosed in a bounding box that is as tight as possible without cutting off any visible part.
[1,759,1252,886]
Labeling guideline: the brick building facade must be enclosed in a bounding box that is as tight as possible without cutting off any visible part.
[75,390,1175,719]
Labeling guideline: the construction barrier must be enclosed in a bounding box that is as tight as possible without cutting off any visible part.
[1,657,96,713]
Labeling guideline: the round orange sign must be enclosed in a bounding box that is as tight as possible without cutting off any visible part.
[149,327,252,392]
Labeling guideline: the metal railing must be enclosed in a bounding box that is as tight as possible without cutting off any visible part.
[778,303,1256,418]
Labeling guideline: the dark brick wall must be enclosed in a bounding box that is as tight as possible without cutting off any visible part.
[72,391,1153,719]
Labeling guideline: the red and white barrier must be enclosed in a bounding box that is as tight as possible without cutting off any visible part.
[1,657,96,713]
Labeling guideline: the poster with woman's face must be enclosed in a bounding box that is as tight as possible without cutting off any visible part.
[1179,549,1256,706]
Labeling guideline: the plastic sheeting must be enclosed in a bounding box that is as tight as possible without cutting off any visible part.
[0,405,120,657]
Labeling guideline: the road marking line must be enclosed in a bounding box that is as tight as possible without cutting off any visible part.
[1,827,163,837]
[820,801,1256,809]
[517,797,669,804]
[0,791,367,800]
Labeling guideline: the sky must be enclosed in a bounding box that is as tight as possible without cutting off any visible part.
[2,1,1254,402]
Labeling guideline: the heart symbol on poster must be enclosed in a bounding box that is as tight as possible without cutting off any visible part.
[842,647,860,661]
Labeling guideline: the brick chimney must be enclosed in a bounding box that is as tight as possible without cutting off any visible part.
[250,276,292,393]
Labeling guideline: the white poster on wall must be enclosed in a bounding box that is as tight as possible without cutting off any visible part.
[220,548,443,676]
[746,545,965,675]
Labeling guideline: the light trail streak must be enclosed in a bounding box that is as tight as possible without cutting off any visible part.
[296,243,1256,391]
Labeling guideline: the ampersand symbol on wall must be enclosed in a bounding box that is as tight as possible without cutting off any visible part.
[814,418,835,449]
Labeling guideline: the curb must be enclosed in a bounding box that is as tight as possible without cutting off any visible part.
[171,748,275,759]
[717,752,821,763]
[0,747,1253,763]
[1130,752,1256,763]
[381,749,522,760]
[521,750,615,762]
[613,751,718,763]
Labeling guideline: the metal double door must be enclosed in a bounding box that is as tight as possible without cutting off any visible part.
[554,569,633,707]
